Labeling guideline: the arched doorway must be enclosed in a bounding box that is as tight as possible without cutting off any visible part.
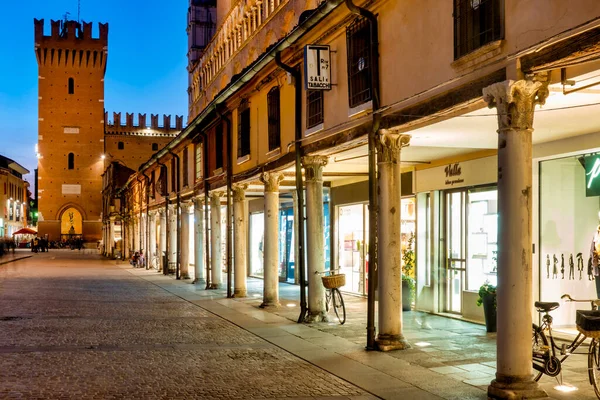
[60,207,83,241]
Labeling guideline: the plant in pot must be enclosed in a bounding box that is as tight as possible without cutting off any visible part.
[401,232,416,312]
[477,281,497,333]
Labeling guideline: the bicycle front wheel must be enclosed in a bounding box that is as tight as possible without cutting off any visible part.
[589,338,600,398]
[332,288,346,325]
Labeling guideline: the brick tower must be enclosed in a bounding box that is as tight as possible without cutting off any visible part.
[34,19,108,242]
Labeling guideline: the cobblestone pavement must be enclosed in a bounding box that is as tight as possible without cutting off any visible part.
[0,251,372,400]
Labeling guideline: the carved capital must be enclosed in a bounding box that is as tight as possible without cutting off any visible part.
[260,172,284,193]
[232,184,248,202]
[377,132,410,163]
[182,201,194,214]
[301,156,328,183]
[210,191,223,206]
[482,76,549,132]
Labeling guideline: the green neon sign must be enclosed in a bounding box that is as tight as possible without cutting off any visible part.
[585,155,600,197]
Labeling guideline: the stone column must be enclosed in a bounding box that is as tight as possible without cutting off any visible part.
[170,205,178,266]
[109,218,115,257]
[260,172,283,308]
[149,212,157,268]
[133,217,139,252]
[376,132,411,351]
[483,78,549,399]
[193,198,205,284]
[159,209,167,271]
[210,192,223,289]
[180,202,192,279]
[232,184,248,297]
[302,156,328,322]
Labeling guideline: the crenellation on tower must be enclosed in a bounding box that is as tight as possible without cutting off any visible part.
[34,18,108,43]
[104,112,183,132]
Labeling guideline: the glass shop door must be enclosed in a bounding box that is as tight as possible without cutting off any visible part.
[445,190,466,314]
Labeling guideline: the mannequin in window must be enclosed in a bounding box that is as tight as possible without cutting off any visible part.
[591,224,600,297]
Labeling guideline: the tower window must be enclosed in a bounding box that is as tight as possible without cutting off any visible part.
[118,141,124,150]
[346,17,372,108]
[68,77,75,94]
[152,143,158,151]
[68,153,75,170]
[237,102,250,158]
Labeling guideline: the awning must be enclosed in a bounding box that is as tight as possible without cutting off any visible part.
[12,227,37,235]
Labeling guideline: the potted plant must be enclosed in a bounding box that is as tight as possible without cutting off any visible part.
[401,232,416,312]
[477,281,497,332]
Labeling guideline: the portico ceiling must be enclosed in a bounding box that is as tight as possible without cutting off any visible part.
[321,79,600,179]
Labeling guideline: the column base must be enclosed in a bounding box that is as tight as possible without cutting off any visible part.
[376,334,411,351]
[234,289,247,298]
[181,273,191,280]
[192,278,206,285]
[304,311,328,323]
[208,283,222,290]
[487,375,547,399]
[260,301,280,308]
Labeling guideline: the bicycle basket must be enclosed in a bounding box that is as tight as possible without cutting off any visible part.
[321,274,345,289]
[576,310,600,338]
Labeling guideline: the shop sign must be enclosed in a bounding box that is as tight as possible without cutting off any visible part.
[585,155,600,197]
[416,156,497,192]
[304,45,331,90]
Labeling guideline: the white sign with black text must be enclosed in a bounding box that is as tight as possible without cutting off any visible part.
[304,45,331,90]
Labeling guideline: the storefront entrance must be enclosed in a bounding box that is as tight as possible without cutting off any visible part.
[443,187,498,315]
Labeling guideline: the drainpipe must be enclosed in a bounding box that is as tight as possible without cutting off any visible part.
[345,0,380,351]
[136,175,144,252]
[275,52,307,323]
[157,160,169,276]
[199,132,212,289]
[216,108,233,298]
[168,150,181,280]
[142,171,151,270]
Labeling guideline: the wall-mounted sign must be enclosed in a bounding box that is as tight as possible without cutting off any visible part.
[304,45,331,90]
[585,155,600,197]
[415,156,497,192]
[62,184,81,195]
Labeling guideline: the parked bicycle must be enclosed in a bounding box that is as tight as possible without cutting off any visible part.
[316,268,346,325]
[532,294,600,398]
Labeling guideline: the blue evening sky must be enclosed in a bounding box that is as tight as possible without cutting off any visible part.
[0,0,188,183]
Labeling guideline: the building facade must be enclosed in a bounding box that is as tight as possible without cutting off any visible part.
[116,1,600,398]
[0,155,30,238]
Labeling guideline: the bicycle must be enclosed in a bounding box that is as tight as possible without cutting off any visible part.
[532,294,600,398]
[316,268,346,325]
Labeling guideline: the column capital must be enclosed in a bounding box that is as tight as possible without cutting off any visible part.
[301,155,328,183]
[210,191,224,202]
[157,208,166,217]
[260,171,284,192]
[482,76,549,132]
[377,132,410,163]
[232,184,248,202]
[182,201,194,214]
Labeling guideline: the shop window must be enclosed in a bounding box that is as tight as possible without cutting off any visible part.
[68,77,74,94]
[182,147,189,187]
[152,143,158,151]
[346,17,372,108]
[306,90,324,129]
[68,153,75,170]
[118,141,124,150]
[267,87,281,151]
[249,212,265,278]
[453,0,503,59]
[237,102,251,158]
[195,143,203,180]
[215,123,223,170]
[466,187,498,291]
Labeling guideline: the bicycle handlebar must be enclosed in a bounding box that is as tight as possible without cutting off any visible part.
[561,294,600,309]
[314,268,342,275]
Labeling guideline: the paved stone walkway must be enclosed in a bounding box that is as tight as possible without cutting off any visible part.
[0,251,370,399]
[1,251,598,399]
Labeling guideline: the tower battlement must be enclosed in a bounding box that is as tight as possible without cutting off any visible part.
[105,112,184,135]
[34,19,108,44]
